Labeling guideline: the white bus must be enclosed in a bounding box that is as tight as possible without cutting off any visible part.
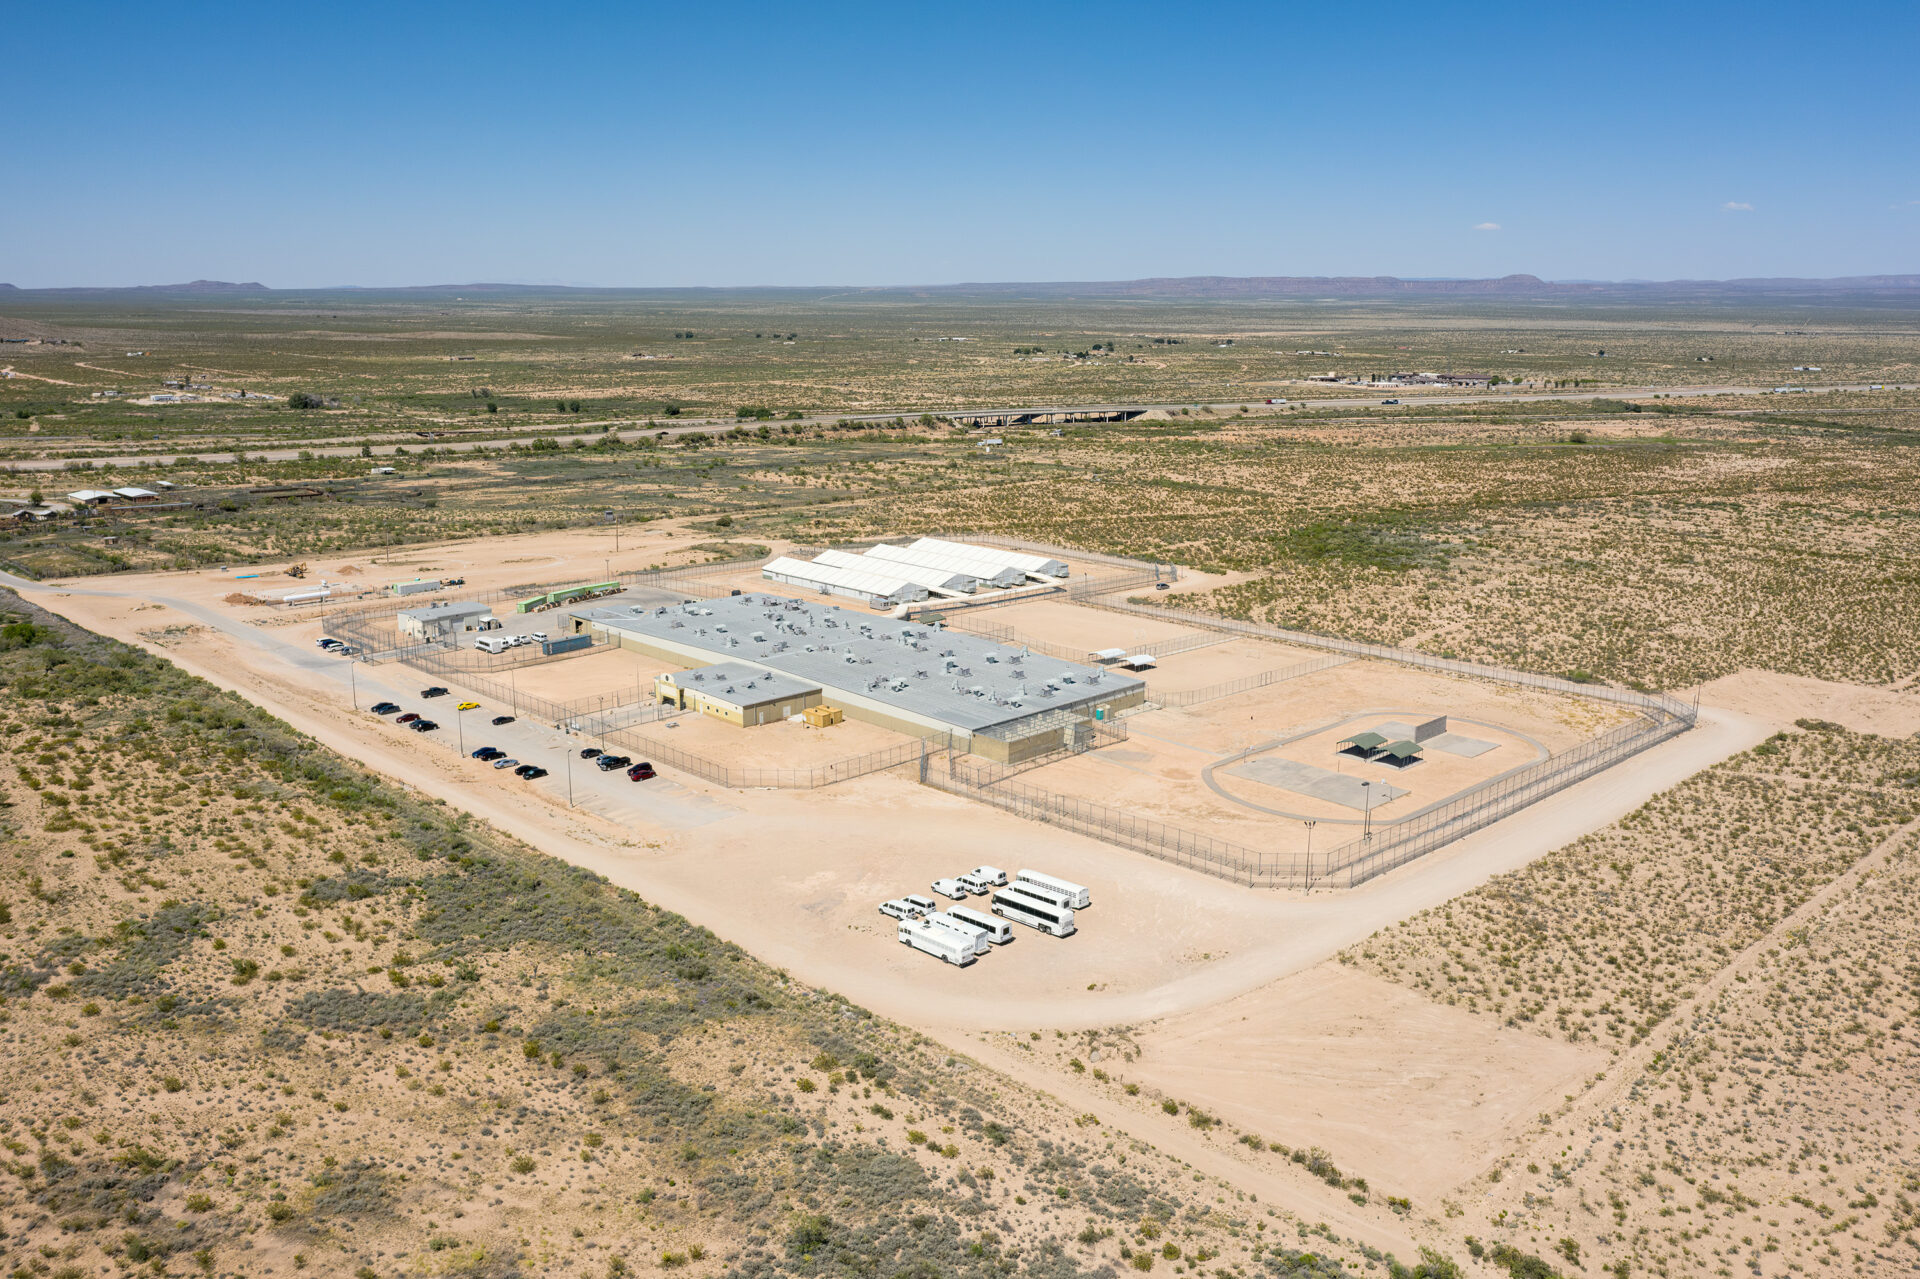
[1016,869,1090,909]
[991,889,1076,938]
[945,905,1014,946]
[898,918,978,965]
[1001,881,1074,913]
[924,912,991,956]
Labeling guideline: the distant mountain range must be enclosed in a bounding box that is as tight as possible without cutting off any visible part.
[0,279,268,294]
[2,274,1916,298]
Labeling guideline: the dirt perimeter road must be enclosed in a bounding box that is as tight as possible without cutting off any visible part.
[0,552,1789,1258]
[3,562,1767,1035]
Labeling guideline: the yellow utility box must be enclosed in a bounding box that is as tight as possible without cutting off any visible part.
[802,704,844,728]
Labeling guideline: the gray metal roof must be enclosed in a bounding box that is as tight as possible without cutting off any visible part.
[662,661,820,707]
[397,600,493,623]
[576,594,1144,734]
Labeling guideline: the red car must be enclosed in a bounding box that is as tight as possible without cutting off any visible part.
[397,712,420,724]
[627,762,656,781]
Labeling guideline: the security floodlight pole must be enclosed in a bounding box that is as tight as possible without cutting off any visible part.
[1303,820,1316,889]
[457,705,465,757]
[349,657,358,711]
[1362,781,1373,842]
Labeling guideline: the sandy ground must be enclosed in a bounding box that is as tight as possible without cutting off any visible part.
[499,644,672,706]
[1,523,1805,1240]
[1113,962,1609,1203]
[628,710,911,770]
[954,598,1221,652]
[1020,659,1628,853]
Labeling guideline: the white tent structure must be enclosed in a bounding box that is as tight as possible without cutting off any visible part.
[813,548,978,596]
[865,542,1026,589]
[912,537,1069,581]
[761,555,930,608]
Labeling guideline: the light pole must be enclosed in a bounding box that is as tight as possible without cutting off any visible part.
[349,656,359,711]
[564,744,574,808]
[1362,781,1374,843]
[457,704,466,757]
[1303,819,1316,889]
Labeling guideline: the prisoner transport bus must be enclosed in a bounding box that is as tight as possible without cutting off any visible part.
[1016,869,1090,909]
[945,905,1014,945]
[898,918,979,965]
[924,912,992,957]
[991,889,1076,937]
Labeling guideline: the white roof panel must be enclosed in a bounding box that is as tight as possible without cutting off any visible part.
[814,548,977,594]
[912,537,1069,578]
[762,556,930,602]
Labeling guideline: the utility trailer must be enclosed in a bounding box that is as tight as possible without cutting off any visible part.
[898,918,978,965]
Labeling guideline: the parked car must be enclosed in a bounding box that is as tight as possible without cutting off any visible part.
[595,754,631,771]
[580,746,604,759]
[334,645,358,656]
[531,631,549,643]
[967,865,1009,886]
[316,638,341,649]
[491,715,516,726]
[516,765,548,780]
[627,762,656,781]
[421,686,450,698]
[878,899,920,922]
[931,878,970,901]
[396,712,420,724]
[472,747,503,760]
[1155,582,1170,590]
[493,757,520,770]
[457,701,480,711]
[409,719,439,733]
[370,701,400,715]
[1381,398,1400,405]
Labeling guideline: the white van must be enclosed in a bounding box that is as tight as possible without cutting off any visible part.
[956,872,997,895]
[931,878,970,901]
[531,631,550,643]
[475,635,509,654]
[968,865,1009,886]
[878,899,919,922]
[901,894,938,916]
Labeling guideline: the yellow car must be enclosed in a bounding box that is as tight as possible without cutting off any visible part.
[457,701,480,711]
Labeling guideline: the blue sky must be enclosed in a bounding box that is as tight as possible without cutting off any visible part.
[10,1,1917,287]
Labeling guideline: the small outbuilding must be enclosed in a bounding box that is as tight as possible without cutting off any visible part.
[656,662,823,727]
[396,600,496,640]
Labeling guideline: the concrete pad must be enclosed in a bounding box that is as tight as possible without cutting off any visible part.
[1370,719,1496,758]
[1226,757,1409,810]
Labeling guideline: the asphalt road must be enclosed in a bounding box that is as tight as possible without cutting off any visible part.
[1,381,1910,473]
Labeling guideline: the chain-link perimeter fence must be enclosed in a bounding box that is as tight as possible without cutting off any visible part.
[909,535,1698,890]
[597,723,954,790]
[1155,654,1353,708]
[320,554,767,658]
[919,737,1294,887]
[920,701,1687,891]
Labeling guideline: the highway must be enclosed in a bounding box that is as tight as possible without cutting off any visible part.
[0,381,1909,474]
